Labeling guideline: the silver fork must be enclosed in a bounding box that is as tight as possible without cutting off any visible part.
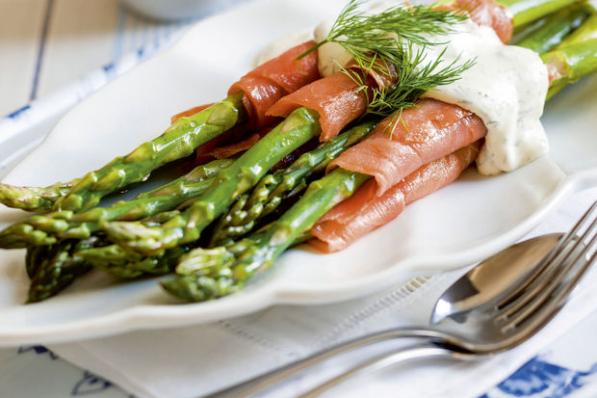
[298,200,597,397]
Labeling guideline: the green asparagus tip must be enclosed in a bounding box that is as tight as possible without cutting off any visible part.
[162,246,240,302]
[0,184,56,213]
[75,244,142,266]
[102,221,165,254]
[103,220,159,240]
[177,247,235,275]
[515,2,592,54]
[161,274,238,302]
[0,224,56,249]
[26,258,91,303]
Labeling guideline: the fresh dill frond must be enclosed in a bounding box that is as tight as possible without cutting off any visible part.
[319,0,474,116]
[367,44,476,116]
[326,0,466,49]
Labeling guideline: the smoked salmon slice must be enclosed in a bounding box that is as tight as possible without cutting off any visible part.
[229,41,320,128]
[247,41,320,93]
[332,99,487,195]
[267,72,367,141]
[311,142,481,252]
[229,77,286,128]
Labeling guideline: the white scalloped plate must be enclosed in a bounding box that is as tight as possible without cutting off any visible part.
[0,0,596,346]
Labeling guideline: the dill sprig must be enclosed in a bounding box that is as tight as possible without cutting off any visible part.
[318,0,474,116]
[367,44,476,116]
[325,1,466,50]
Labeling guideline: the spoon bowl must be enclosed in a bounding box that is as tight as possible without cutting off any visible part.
[432,233,562,324]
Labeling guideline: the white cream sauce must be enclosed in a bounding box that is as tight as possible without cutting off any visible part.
[421,21,549,175]
[258,15,549,175]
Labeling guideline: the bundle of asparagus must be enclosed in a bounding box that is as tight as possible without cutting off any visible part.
[0,0,594,305]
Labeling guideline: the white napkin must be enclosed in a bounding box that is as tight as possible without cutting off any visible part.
[50,188,597,398]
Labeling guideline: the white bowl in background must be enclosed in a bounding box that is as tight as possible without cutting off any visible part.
[122,0,249,21]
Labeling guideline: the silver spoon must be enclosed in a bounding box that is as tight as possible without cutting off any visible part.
[209,230,572,398]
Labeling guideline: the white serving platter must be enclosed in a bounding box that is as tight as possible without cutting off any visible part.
[0,0,595,346]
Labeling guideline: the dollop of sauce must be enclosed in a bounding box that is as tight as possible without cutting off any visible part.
[258,15,549,175]
[422,21,549,175]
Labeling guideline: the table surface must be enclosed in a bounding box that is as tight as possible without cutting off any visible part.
[1,1,597,397]
[0,0,189,117]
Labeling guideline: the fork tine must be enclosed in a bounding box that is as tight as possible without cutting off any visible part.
[505,247,597,337]
[499,228,596,333]
[496,217,596,322]
[497,200,597,309]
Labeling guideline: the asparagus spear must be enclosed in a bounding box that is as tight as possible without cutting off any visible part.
[0,94,245,213]
[162,19,597,303]
[137,159,232,198]
[27,237,99,303]
[0,159,232,248]
[102,107,321,256]
[544,37,597,98]
[557,11,597,44]
[516,3,592,53]
[209,121,376,246]
[77,243,189,279]
[0,181,77,213]
[162,169,369,301]
[25,245,49,279]
[499,0,583,27]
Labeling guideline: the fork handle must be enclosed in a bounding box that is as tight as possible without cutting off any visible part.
[206,328,457,397]
[298,344,475,398]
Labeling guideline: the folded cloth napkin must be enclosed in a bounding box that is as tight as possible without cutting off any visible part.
[50,188,597,398]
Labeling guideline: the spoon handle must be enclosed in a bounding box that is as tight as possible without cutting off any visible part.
[205,328,456,397]
[298,344,476,398]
